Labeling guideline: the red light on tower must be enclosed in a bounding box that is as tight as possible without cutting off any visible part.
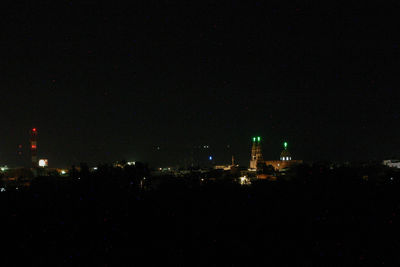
[30,128,38,168]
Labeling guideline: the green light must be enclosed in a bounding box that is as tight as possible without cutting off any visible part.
[253,137,256,142]
[257,136,261,142]
[284,142,288,149]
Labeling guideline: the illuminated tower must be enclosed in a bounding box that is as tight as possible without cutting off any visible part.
[280,141,292,161]
[250,137,257,169]
[250,136,263,169]
[30,128,38,167]
[255,136,263,162]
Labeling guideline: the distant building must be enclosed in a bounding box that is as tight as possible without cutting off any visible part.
[249,137,263,170]
[249,138,302,174]
[280,142,291,161]
[30,128,38,168]
[214,155,238,171]
[383,159,400,168]
[265,141,302,171]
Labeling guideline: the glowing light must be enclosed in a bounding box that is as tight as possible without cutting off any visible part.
[32,128,37,132]
[0,166,8,172]
[127,161,135,166]
[61,170,67,175]
[257,136,261,142]
[31,145,37,149]
[284,142,288,149]
[239,176,251,185]
[209,156,213,160]
[253,137,256,142]
[0,187,5,192]
[38,159,48,167]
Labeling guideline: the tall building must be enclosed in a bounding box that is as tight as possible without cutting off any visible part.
[250,136,263,169]
[30,128,38,168]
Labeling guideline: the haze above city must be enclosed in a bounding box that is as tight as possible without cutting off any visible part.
[1,2,399,167]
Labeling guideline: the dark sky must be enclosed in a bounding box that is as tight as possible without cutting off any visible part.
[1,1,400,167]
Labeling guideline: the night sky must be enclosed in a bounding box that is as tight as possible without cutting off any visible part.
[1,1,400,167]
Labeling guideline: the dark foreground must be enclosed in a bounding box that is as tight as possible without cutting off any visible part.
[1,164,400,266]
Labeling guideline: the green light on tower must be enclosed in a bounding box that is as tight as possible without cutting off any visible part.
[284,142,288,149]
[253,137,256,142]
[257,136,261,142]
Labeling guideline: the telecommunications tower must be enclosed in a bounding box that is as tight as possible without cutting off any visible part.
[30,128,38,168]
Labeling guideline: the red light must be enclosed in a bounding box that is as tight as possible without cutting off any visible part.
[32,128,37,132]
[31,145,36,149]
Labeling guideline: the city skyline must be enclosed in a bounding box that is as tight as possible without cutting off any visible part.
[1,2,400,166]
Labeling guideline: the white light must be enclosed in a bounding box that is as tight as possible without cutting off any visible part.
[286,157,289,160]
[93,167,98,170]
[61,170,66,175]
[38,159,48,167]
[127,161,136,166]
[239,176,250,185]
[0,187,5,192]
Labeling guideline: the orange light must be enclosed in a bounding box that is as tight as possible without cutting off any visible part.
[31,145,36,149]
